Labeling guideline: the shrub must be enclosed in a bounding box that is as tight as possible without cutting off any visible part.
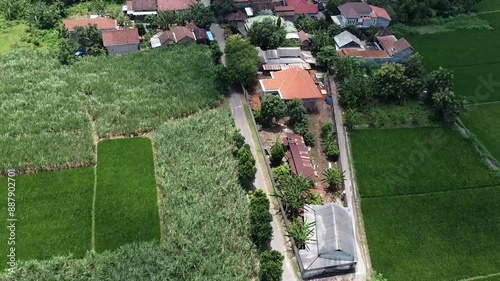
[260,250,284,281]
[250,190,273,249]
[272,164,291,183]
[237,144,257,188]
[322,167,344,193]
[321,122,339,160]
[269,139,285,166]
[294,119,314,146]
[306,192,324,205]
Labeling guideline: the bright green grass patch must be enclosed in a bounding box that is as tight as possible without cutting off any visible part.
[66,2,123,18]
[450,63,500,103]
[0,45,222,171]
[350,127,499,197]
[362,185,500,281]
[462,102,500,161]
[0,169,94,266]
[352,102,434,129]
[476,0,500,12]
[0,16,59,54]
[95,137,159,251]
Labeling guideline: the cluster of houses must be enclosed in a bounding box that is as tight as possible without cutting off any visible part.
[63,17,140,55]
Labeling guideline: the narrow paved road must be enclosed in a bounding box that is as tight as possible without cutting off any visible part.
[329,76,368,281]
[229,92,299,281]
[211,23,299,281]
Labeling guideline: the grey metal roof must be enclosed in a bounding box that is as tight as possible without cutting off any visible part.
[299,203,356,277]
[277,47,302,58]
[334,31,363,49]
[338,2,371,18]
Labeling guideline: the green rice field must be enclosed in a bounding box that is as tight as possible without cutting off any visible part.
[95,138,160,251]
[462,102,500,161]
[352,126,500,280]
[476,0,500,13]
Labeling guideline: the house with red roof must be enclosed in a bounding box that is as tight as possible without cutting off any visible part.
[275,0,318,20]
[259,67,323,110]
[150,24,209,48]
[125,0,195,18]
[102,28,140,55]
[331,2,391,28]
[284,133,317,180]
[63,18,117,34]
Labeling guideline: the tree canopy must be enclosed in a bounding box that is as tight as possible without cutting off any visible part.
[225,35,258,86]
[260,95,287,127]
[248,18,286,50]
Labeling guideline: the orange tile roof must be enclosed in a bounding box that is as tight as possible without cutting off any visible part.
[260,67,322,100]
[158,0,195,11]
[63,18,116,32]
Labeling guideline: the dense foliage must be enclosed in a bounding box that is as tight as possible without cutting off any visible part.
[259,250,284,281]
[275,174,314,218]
[250,190,273,249]
[237,144,257,188]
[322,167,344,193]
[260,95,287,127]
[269,139,285,166]
[225,34,258,86]
[286,219,315,250]
[146,3,214,29]
[0,46,222,171]
[248,18,286,50]
[321,122,339,160]
[272,164,291,183]
[286,99,307,126]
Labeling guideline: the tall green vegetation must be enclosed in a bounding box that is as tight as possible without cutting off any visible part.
[250,190,273,249]
[259,250,284,281]
[1,46,222,171]
[260,95,287,127]
[275,174,314,217]
[286,220,315,250]
[321,122,339,160]
[225,34,258,86]
[322,167,344,193]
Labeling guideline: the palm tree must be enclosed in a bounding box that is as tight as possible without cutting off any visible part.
[274,174,313,218]
[286,219,315,250]
[322,167,344,193]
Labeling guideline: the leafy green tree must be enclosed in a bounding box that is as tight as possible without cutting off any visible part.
[237,144,256,188]
[210,41,223,64]
[343,108,361,130]
[57,38,77,65]
[322,167,344,192]
[404,53,426,98]
[431,90,467,123]
[26,0,64,29]
[275,174,313,217]
[325,0,345,18]
[248,18,286,50]
[272,164,291,183]
[74,25,106,56]
[286,219,315,249]
[338,74,374,109]
[210,0,236,17]
[250,190,273,249]
[311,30,331,53]
[373,63,409,102]
[334,56,364,83]
[0,0,26,20]
[156,11,178,30]
[260,250,284,281]
[306,192,324,205]
[189,3,215,29]
[316,45,338,69]
[232,129,246,155]
[135,23,147,37]
[225,34,259,86]
[91,0,106,16]
[260,95,287,127]
[270,139,285,166]
[295,14,316,33]
[294,118,314,146]
[287,99,307,126]
[425,67,454,101]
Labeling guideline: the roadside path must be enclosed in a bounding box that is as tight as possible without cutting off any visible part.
[329,76,368,281]
[229,92,299,281]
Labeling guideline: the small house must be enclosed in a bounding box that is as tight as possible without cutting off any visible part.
[298,30,311,50]
[274,0,318,21]
[63,18,117,40]
[102,28,140,55]
[283,133,316,180]
[334,30,364,50]
[331,2,391,28]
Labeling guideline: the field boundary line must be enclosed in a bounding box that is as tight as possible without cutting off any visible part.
[148,133,166,246]
[362,183,500,199]
[91,160,98,251]
[478,9,500,15]
[467,100,500,106]
[459,272,500,280]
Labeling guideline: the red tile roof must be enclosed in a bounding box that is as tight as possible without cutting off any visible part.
[285,0,318,14]
[157,0,195,11]
[377,35,413,55]
[393,38,413,53]
[131,0,157,11]
[337,49,390,59]
[63,18,116,32]
[284,133,316,180]
[370,5,391,21]
[102,28,140,47]
[227,11,247,22]
[298,30,309,42]
[261,67,322,100]
[159,30,176,44]
[170,25,196,41]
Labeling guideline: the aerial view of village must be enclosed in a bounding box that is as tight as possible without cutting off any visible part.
[0,0,499,279]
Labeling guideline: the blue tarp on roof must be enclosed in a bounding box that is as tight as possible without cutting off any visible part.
[206,31,214,41]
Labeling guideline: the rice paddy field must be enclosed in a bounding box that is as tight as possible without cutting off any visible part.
[0,138,159,267]
[0,45,222,171]
[0,169,94,264]
[351,127,500,280]
[95,138,160,251]
[462,102,500,160]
